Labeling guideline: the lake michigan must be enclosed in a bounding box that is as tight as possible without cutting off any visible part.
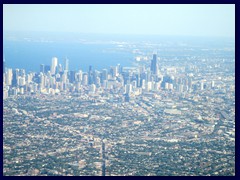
[3,40,135,73]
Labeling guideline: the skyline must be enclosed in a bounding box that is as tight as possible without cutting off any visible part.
[3,4,235,37]
[3,45,235,176]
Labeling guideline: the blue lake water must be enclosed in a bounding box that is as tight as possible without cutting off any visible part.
[3,41,135,73]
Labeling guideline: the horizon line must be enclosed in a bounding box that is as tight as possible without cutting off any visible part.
[3,30,235,39]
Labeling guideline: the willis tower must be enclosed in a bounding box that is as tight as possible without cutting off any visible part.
[151,53,158,75]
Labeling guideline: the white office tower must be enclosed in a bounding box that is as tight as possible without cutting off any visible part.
[82,74,88,86]
[65,58,69,72]
[155,82,161,91]
[19,77,26,86]
[117,64,121,73]
[103,80,108,89]
[62,73,67,84]
[165,82,169,90]
[76,82,81,91]
[211,80,215,88]
[200,81,204,90]
[33,83,38,92]
[76,70,83,82]
[6,68,13,86]
[141,79,146,89]
[59,82,64,91]
[3,89,8,99]
[20,87,24,94]
[14,69,20,85]
[90,84,96,93]
[55,82,59,90]
[27,74,33,84]
[132,80,137,88]
[113,66,119,77]
[96,76,101,86]
[168,83,173,90]
[50,76,56,87]
[146,81,152,91]
[58,64,63,73]
[17,76,21,86]
[40,73,45,88]
[51,57,58,75]
[178,84,184,92]
[125,84,132,94]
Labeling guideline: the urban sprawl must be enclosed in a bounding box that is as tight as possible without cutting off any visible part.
[3,53,235,176]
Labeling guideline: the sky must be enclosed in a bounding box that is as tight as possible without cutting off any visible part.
[3,4,235,37]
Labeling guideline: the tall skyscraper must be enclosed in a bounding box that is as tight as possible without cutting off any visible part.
[151,53,158,75]
[40,64,45,73]
[88,65,93,85]
[113,66,119,77]
[12,69,19,87]
[51,57,58,75]
[64,58,69,72]
[69,70,76,83]
[58,64,63,73]
[102,69,108,81]
[6,68,13,86]
[125,84,132,94]
[82,73,88,86]
[44,65,51,74]
[211,80,215,89]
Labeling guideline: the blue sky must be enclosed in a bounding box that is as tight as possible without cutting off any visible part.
[3,4,235,37]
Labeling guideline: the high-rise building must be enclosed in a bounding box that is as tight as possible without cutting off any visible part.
[124,93,130,102]
[88,65,93,85]
[19,77,26,86]
[76,70,83,82]
[90,84,96,93]
[151,53,158,75]
[64,58,69,72]
[6,68,13,86]
[211,80,215,89]
[51,57,58,75]
[44,65,51,74]
[12,69,19,87]
[188,77,192,89]
[39,73,45,88]
[113,66,119,77]
[62,73,67,84]
[102,69,108,82]
[200,81,204,90]
[117,64,121,74]
[125,84,132,94]
[3,89,8,99]
[58,64,63,73]
[82,73,88,86]
[40,64,45,73]
[69,70,76,83]
[19,69,26,77]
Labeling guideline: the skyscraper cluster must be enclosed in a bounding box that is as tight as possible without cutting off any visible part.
[3,53,209,100]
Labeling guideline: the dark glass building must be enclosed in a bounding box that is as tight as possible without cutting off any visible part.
[151,53,158,75]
